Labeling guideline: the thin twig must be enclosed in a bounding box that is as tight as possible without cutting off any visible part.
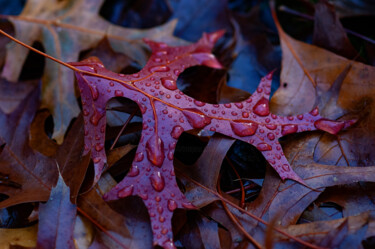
[109,110,137,151]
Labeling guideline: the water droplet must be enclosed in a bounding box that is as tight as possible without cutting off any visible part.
[157,206,164,214]
[310,107,319,116]
[149,65,170,73]
[171,125,184,139]
[169,142,176,149]
[161,77,177,90]
[182,202,195,209]
[114,90,124,97]
[109,82,114,87]
[139,103,147,114]
[161,229,168,235]
[150,172,165,192]
[224,103,232,108]
[194,100,205,107]
[159,216,165,222]
[89,85,99,100]
[256,143,272,151]
[146,134,165,167]
[89,108,105,126]
[83,109,89,116]
[128,166,139,177]
[287,116,294,121]
[163,241,176,249]
[175,94,181,99]
[271,114,277,119]
[231,111,238,116]
[242,112,249,118]
[210,127,216,131]
[265,118,270,123]
[253,97,269,116]
[230,121,258,137]
[267,133,275,140]
[135,152,144,162]
[257,87,263,93]
[282,164,291,172]
[182,108,212,129]
[168,199,177,211]
[314,118,344,135]
[174,69,180,76]
[276,154,281,160]
[211,110,217,114]
[168,151,174,160]
[266,124,277,130]
[117,185,134,198]
[139,193,148,200]
[93,157,101,163]
[297,114,304,120]
[95,143,104,152]
[235,103,243,109]
[166,94,171,99]
[132,73,140,78]
[281,124,298,136]
[153,57,162,62]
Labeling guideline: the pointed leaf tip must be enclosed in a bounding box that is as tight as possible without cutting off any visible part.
[205,30,225,44]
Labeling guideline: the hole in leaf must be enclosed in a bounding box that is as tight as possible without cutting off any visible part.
[19,41,45,81]
[297,201,343,224]
[105,97,143,180]
[283,82,288,88]
[219,140,266,203]
[363,236,375,249]
[44,112,54,139]
[174,132,209,165]
[99,0,172,28]
[0,194,9,202]
[177,66,227,104]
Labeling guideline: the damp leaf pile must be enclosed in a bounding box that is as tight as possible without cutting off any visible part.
[70,31,355,248]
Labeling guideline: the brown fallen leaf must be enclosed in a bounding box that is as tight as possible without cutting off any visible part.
[36,175,76,249]
[270,5,375,117]
[1,0,187,143]
[177,133,235,208]
[0,85,58,208]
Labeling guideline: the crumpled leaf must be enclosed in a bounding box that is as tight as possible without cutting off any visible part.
[0,85,58,208]
[36,175,76,249]
[1,0,187,143]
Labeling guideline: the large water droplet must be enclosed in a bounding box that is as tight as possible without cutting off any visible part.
[146,134,165,167]
[149,65,170,73]
[310,107,319,116]
[117,185,134,198]
[89,108,105,126]
[193,100,205,107]
[168,199,177,211]
[267,133,275,140]
[235,103,243,109]
[182,108,212,129]
[256,143,272,151]
[230,121,258,137]
[127,166,140,177]
[253,97,269,116]
[139,103,147,114]
[135,152,144,162]
[149,172,165,192]
[114,90,124,97]
[281,124,298,136]
[161,77,177,90]
[89,85,99,100]
[314,118,344,135]
[95,143,104,152]
[171,125,184,139]
[265,124,277,130]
